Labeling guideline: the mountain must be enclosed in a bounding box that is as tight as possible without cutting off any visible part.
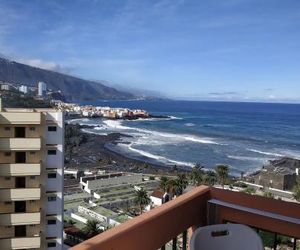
[0,57,134,102]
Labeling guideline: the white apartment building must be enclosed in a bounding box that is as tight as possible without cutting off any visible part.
[38,82,47,96]
[0,99,64,250]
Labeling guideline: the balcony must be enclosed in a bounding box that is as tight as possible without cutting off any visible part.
[71,186,300,250]
[0,212,40,226]
[0,138,41,151]
[0,112,41,125]
[0,236,41,249]
[0,188,41,201]
[0,163,41,176]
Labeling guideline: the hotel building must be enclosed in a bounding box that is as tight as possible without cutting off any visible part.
[0,99,64,250]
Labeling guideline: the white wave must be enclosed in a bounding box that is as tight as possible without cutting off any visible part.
[247,149,284,157]
[81,129,108,136]
[227,155,268,162]
[169,116,183,120]
[185,123,195,127]
[124,144,194,167]
[102,119,219,145]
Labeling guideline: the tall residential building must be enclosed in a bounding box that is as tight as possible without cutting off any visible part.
[38,82,47,96]
[0,99,64,250]
[19,85,28,94]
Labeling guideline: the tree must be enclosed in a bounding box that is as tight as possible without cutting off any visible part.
[190,164,204,186]
[83,220,102,239]
[134,187,151,214]
[215,165,229,188]
[203,170,217,186]
[160,176,169,192]
[293,177,300,201]
[170,174,188,196]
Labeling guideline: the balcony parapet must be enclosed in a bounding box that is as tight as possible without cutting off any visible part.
[0,188,41,201]
[0,138,41,151]
[0,236,41,249]
[0,163,41,176]
[71,186,300,250]
[0,112,41,125]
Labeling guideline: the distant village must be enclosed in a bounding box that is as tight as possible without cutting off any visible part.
[55,101,150,120]
[0,80,153,120]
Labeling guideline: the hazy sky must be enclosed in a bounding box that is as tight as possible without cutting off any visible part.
[0,0,300,102]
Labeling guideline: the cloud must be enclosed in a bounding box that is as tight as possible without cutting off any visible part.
[16,58,73,74]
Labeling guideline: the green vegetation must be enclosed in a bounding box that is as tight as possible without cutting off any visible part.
[83,220,103,239]
[134,187,151,214]
[169,174,188,196]
[293,177,300,201]
[263,191,274,199]
[65,124,87,162]
[215,164,229,188]
[190,164,204,186]
[160,176,169,192]
[1,90,52,108]
[242,187,256,195]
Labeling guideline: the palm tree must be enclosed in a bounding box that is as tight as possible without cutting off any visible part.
[203,170,217,186]
[190,164,204,186]
[134,187,151,214]
[83,220,102,239]
[160,176,169,192]
[215,164,229,188]
[170,174,188,196]
[293,177,300,201]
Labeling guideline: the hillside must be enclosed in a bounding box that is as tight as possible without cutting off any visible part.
[0,57,134,102]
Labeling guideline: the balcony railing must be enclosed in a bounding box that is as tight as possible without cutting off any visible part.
[0,138,41,151]
[0,163,41,176]
[0,188,41,201]
[0,236,41,249]
[0,112,41,124]
[70,186,300,250]
[0,212,41,226]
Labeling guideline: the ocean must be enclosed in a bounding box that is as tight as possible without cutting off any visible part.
[74,100,300,175]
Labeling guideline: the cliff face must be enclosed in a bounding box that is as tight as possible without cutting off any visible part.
[0,57,134,102]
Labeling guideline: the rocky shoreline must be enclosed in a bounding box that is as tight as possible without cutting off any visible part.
[65,123,191,175]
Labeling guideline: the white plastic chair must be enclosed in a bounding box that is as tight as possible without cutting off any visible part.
[190,224,264,250]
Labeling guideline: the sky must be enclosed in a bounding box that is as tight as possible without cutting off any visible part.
[0,0,300,102]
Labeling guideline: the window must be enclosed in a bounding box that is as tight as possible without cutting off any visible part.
[29,200,35,203]
[47,150,57,155]
[47,242,56,248]
[29,151,35,155]
[29,127,35,131]
[48,173,57,178]
[48,196,57,202]
[48,126,57,132]
[4,177,11,180]
[47,219,56,225]
[4,127,10,131]
[30,176,36,180]
[4,152,11,157]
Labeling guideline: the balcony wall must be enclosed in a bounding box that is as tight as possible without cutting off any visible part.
[0,200,41,214]
[0,188,41,201]
[0,237,41,249]
[0,112,41,125]
[0,176,40,189]
[0,212,40,226]
[0,225,40,239]
[70,186,300,250]
[0,138,41,151]
[0,163,41,176]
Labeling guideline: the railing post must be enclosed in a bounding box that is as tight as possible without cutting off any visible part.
[182,230,187,250]
[172,237,177,250]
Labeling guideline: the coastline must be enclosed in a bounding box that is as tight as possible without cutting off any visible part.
[65,123,191,175]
